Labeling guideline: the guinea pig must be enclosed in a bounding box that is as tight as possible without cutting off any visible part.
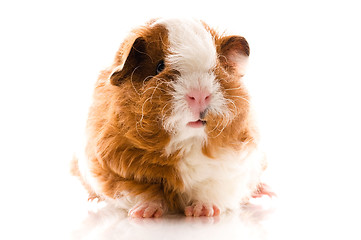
[71,18,274,218]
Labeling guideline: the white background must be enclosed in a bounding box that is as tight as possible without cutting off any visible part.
[1,0,360,239]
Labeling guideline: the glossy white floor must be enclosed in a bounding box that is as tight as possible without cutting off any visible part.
[70,199,275,240]
[1,1,361,239]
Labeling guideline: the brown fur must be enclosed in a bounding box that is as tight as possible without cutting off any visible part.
[73,20,258,213]
[203,27,257,158]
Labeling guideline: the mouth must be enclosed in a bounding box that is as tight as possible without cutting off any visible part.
[187,119,206,128]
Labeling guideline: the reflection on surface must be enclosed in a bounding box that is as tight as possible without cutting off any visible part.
[71,201,274,240]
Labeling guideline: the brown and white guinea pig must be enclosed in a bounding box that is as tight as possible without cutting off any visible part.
[71,18,274,218]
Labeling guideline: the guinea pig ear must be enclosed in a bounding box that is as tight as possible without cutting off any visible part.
[219,36,250,77]
[110,37,147,85]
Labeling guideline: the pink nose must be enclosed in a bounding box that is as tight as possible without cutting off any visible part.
[186,89,211,118]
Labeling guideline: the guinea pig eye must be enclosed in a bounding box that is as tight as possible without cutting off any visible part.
[156,60,165,74]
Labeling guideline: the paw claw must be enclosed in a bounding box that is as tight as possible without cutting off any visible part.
[184,202,220,217]
[129,201,165,218]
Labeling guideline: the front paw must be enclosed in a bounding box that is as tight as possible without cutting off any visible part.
[184,201,220,217]
[128,201,165,218]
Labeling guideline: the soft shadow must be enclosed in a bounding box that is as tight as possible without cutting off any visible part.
[71,202,274,240]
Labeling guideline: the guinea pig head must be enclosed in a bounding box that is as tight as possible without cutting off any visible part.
[108,19,251,155]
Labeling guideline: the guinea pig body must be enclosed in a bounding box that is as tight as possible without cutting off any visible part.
[72,18,271,218]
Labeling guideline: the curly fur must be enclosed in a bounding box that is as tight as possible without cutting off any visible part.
[72,18,267,216]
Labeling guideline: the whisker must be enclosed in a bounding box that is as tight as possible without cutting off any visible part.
[132,46,154,63]
[130,66,141,96]
[207,115,221,135]
[224,98,238,116]
[143,75,155,86]
[223,85,244,91]
[138,94,154,129]
[135,121,149,142]
[207,109,233,139]
[138,80,172,129]
[228,95,250,104]
[161,103,172,126]
[213,113,231,138]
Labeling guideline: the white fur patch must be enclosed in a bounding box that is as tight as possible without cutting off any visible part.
[157,19,231,152]
[157,18,217,73]
[177,142,263,212]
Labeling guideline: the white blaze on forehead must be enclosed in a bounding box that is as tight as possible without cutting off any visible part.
[155,19,231,148]
[157,18,217,74]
